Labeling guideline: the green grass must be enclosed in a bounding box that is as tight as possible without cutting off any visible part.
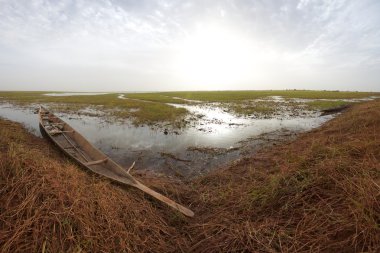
[306,100,353,110]
[229,102,276,116]
[123,93,189,104]
[0,91,47,103]
[161,90,272,102]
[1,90,378,123]
[0,92,188,125]
[160,90,379,102]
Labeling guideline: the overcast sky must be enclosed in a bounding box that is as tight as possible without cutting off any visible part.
[0,0,379,92]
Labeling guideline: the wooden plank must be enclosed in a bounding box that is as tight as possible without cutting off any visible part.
[50,130,74,134]
[61,132,89,162]
[85,158,108,166]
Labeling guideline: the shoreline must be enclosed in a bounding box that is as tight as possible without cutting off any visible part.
[1,99,379,252]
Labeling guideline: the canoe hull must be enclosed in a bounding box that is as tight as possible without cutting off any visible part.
[38,106,194,217]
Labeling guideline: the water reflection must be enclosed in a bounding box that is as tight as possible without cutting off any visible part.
[0,103,41,136]
[0,102,333,177]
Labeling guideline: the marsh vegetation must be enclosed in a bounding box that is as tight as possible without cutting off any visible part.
[0,90,378,125]
[1,90,378,177]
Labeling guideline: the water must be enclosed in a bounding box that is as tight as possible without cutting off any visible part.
[167,103,328,148]
[0,102,334,177]
[0,104,41,136]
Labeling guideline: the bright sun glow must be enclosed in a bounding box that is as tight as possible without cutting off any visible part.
[175,25,257,87]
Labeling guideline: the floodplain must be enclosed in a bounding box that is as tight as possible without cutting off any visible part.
[0,90,378,177]
[0,97,379,252]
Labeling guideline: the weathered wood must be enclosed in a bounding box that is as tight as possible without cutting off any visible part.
[61,132,89,162]
[38,106,194,217]
[127,161,136,173]
[50,130,74,135]
[85,158,108,166]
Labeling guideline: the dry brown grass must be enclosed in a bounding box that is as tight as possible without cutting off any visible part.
[1,100,380,252]
[0,120,191,252]
[188,100,380,252]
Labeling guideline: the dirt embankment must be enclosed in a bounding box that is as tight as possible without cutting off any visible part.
[1,100,379,252]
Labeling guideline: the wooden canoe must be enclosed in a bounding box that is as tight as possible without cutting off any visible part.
[38,106,194,217]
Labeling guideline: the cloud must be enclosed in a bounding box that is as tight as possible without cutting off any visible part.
[0,0,379,91]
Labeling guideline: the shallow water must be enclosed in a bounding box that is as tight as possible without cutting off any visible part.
[0,102,334,177]
[0,104,41,136]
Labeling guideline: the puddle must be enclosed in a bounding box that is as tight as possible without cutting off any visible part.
[170,96,203,103]
[169,103,250,126]
[117,94,153,103]
[0,101,336,177]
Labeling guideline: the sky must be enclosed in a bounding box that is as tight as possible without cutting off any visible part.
[0,0,379,92]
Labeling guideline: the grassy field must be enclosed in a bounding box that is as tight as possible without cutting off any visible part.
[306,100,353,110]
[160,90,380,102]
[0,100,379,252]
[228,101,277,116]
[0,91,188,126]
[1,90,379,123]
[122,92,190,104]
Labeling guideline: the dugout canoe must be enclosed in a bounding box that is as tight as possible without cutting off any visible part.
[38,106,194,217]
